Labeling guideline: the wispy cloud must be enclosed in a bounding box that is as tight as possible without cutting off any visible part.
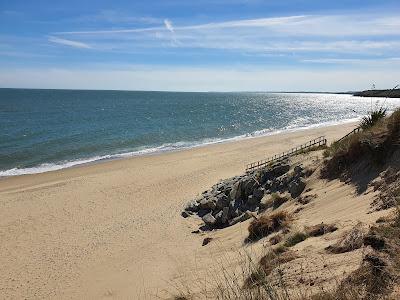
[46,13,400,61]
[164,19,175,33]
[48,36,92,49]
[57,14,400,36]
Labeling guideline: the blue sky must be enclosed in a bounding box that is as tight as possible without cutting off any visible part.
[1,0,400,91]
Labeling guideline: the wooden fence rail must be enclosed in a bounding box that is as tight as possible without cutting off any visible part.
[245,136,327,173]
[335,127,361,143]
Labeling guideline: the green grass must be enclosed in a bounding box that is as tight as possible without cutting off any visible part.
[359,106,387,130]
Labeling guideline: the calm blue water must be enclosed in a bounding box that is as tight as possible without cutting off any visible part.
[1,89,399,176]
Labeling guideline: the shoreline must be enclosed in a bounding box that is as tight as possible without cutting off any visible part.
[0,117,361,178]
[0,121,359,299]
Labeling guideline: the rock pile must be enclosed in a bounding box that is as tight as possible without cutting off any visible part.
[182,160,309,229]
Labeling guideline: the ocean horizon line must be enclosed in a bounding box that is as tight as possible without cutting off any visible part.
[0,87,355,94]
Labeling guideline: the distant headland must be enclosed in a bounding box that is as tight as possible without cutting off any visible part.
[353,88,400,98]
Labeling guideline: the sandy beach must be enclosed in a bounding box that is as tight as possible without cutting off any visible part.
[0,122,360,299]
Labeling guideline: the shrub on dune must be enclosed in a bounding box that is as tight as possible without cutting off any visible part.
[246,211,292,242]
[326,223,365,254]
[284,231,308,247]
[359,106,387,130]
[244,247,298,288]
[322,108,400,179]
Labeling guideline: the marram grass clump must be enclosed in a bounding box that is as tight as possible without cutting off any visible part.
[359,106,387,130]
[322,108,400,179]
[246,211,292,242]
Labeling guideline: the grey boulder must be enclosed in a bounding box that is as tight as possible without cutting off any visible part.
[202,213,217,226]
[199,198,217,210]
[288,178,306,198]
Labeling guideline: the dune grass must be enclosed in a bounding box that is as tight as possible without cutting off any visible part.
[305,223,338,237]
[325,223,365,254]
[321,108,400,179]
[246,211,292,242]
[359,106,387,130]
[172,209,400,300]
[283,231,308,247]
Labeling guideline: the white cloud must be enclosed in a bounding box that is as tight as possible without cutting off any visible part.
[48,36,92,49]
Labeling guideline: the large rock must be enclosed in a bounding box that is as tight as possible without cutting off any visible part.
[264,179,273,190]
[288,178,306,198]
[214,206,229,224]
[199,197,217,210]
[216,193,229,209]
[228,205,241,219]
[230,181,243,201]
[246,195,257,207]
[269,179,280,193]
[257,169,273,184]
[202,213,217,226]
[253,187,265,200]
[272,163,290,177]
[194,195,204,203]
[184,200,200,212]
[243,178,259,197]
[247,188,265,207]
[181,211,190,218]
[214,210,224,223]
[221,207,229,224]
[228,210,253,226]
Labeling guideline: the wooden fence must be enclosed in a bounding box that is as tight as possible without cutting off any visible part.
[335,127,361,143]
[245,136,327,173]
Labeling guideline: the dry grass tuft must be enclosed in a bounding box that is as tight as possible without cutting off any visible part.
[326,223,365,254]
[245,248,298,288]
[387,108,400,137]
[246,211,292,242]
[173,296,190,300]
[171,211,400,299]
[269,234,283,245]
[321,134,363,178]
[339,252,393,298]
[284,231,308,247]
[305,223,338,237]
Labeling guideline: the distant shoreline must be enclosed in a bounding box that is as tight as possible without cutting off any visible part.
[0,87,358,94]
[1,87,399,97]
[353,89,400,98]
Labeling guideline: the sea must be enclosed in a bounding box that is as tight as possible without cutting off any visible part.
[1,88,399,177]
